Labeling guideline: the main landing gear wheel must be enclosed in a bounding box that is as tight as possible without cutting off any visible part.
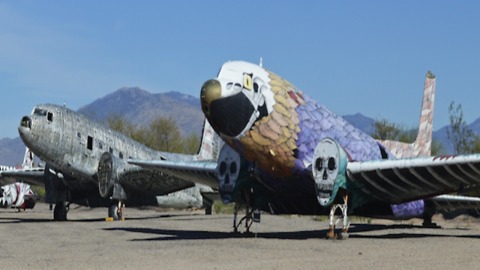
[53,202,68,221]
[108,201,124,221]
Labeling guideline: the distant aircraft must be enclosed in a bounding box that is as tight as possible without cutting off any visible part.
[131,61,480,239]
[0,147,44,186]
[0,147,42,210]
[0,182,37,210]
[18,104,223,221]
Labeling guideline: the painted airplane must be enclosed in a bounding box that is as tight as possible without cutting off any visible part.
[0,182,38,210]
[18,104,223,221]
[0,148,42,210]
[130,60,480,239]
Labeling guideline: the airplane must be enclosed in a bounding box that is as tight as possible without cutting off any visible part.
[0,182,38,210]
[18,104,224,221]
[130,60,480,239]
[0,147,44,186]
[0,147,43,210]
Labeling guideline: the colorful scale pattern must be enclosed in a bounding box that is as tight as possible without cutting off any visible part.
[238,70,388,179]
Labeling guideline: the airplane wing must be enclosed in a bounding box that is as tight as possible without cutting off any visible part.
[127,159,219,188]
[347,154,480,204]
[0,168,44,186]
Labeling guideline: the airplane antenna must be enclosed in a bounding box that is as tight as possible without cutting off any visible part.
[259,57,263,67]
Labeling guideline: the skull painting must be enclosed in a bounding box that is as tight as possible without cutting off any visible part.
[312,138,340,206]
[216,144,241,203]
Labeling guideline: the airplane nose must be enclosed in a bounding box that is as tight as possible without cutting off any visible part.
[200,79,221,117]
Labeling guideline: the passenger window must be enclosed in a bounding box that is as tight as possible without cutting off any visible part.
[119,152,123,159]
[87,136,93,150]
[109,147,113,154]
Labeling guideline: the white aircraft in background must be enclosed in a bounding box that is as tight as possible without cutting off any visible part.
[0,147,42,210]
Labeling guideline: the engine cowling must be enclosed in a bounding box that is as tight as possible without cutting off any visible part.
[97,152,125,199]
[312,138,348,207]
[216,144,241,203]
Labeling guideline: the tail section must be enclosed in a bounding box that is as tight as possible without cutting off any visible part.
[379,71,436,158]
[412,71,436,156]
[196,119,224,160]
[21,147,35,169]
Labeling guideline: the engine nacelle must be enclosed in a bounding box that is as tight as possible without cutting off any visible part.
[216,144,241,203]
[97,152,127,200]
[312,138,348,207]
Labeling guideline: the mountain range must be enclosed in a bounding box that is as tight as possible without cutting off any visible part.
[0,87,477,166]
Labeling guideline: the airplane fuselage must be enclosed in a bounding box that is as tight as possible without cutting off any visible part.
[201,61,422,217]
[18,104,199,209]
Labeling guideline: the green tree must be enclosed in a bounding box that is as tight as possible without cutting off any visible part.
[107,114,138,139]
[182,132,201,154]
[145,117,182,152]
[107,115,200,154]
[373,119,401,141]
[430,140,445,156]
[373,118,444,155]
[447,101,480,154]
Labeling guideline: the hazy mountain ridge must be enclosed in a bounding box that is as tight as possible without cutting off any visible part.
[0,137,26,167]
[78,88,205,137]
[1,87,479,165]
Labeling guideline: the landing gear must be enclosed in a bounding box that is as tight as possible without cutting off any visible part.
[205,205,212,215]
[53,202,68,221]
[233,188,257,233]
[108,201,124,220]
[233,204,254,233]
[422,200,440,228]
[327,191,350,240]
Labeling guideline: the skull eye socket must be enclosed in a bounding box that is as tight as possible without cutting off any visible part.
[315,158,323,171]
[219,161,227,176]
[229,162,237,175]
[327,157,336,171]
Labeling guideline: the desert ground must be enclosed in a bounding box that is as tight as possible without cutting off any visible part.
[1,202,479,270]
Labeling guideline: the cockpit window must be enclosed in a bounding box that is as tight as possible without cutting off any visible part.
[47,112,53,122]
[33,108,47,116]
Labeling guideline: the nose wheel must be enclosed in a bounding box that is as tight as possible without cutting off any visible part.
[326,191,350,240]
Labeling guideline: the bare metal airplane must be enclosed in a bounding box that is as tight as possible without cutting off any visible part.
[130,61,480,239]
[18,104,223,221]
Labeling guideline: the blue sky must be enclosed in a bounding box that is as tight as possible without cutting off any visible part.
[1,1,479,139]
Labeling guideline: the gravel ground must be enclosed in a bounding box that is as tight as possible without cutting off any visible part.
[1,203,479,270]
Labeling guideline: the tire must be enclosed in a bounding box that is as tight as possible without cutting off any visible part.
[53,203,67,221]
[108,204,122,220]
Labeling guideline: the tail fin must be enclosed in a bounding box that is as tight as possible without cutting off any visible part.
[412,71,436,156]
[196,120,224,160]
[379,71,436,158]
[21,147,35,169]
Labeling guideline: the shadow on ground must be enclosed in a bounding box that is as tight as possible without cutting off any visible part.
[104,222,480,241]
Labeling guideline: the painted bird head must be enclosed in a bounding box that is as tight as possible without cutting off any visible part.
[200,61,275,139]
